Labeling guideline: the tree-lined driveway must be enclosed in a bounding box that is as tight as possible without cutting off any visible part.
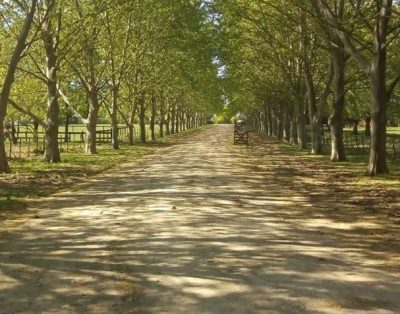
[0,125,399,313]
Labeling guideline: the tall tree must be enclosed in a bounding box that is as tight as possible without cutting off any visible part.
[0,0,38,173]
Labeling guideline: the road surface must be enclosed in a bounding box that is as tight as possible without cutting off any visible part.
[0,125,399,313]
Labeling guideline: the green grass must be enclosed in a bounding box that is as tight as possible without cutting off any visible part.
[387,127,400,135]
[7,143,162,181]
[0,143,157,205]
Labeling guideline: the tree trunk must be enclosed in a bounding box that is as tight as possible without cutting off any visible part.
[262,104,268,134]
[111,87,119,149]
[290,118,298,145]
[86,90,99,154]
[128,124,134,145]
[310,117,323,154]
[179,111,185,132]
[127,99,137,146]
[297,100,307,149]
[283,110,291,142]
[0,127,9,173]
[329,42,347,161]
[43,0,61,162]
[365,116,371,137]
[33,121,39,144]
[267,104,273,136]
[44,124,60,162]
[159,120,164,138]
[277,108,284,140]
[65,109,70,142]
[150,96,156,142]
[186,113,190,129]
[352,121,359,135]
[368,73,388,175]
[271,107,278,136]
[170,106,176,134]
[175,108,180,133]
[44,74,61,162]
[305,63,323,154]
[139,94,146,143]
[367,13,390,176]
[159,97,165,137]
[166,112,171,135]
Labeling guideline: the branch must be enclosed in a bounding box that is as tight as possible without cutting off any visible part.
[318,0,371,74]
[9,98,46,128]
[387,72,400,99]
[57,86,88,124]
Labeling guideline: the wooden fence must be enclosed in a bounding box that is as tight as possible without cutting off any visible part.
[320,131,400,160]
[5,126,130,159]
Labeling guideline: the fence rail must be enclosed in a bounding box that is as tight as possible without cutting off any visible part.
[319,131,400,160]
[5,126,133,159]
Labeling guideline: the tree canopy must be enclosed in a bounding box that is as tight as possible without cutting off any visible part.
[1,0,400,176]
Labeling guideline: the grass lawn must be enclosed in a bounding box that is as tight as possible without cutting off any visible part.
[387,127,400,135]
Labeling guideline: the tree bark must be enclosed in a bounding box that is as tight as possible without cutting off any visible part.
[111,86,119,149]
[175,108,180,133]
[150,95,156,141]
[262,103,269,134]
[290,118,298,145]
[44,75,61,162]
[128,124,134,145]
[64,109,70,142]
[368,69,388,175]
[297,99,307,149]
[86,89,99,154]
[42,0,61,162]
[126,98,137,146]
[329,40,347,161]
[267,104,273,136]
[283,110,290,142]
[166,112,171,135]
[277,107,284,140]
[304,56,323,154]
[139,94,146,143]
[170,106,176,134]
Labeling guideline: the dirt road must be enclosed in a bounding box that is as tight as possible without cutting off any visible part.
[0,125,399,313]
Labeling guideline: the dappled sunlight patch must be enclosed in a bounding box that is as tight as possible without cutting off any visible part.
[300,219,381,231]
[167,275,250,298]
[148,202,174,211]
